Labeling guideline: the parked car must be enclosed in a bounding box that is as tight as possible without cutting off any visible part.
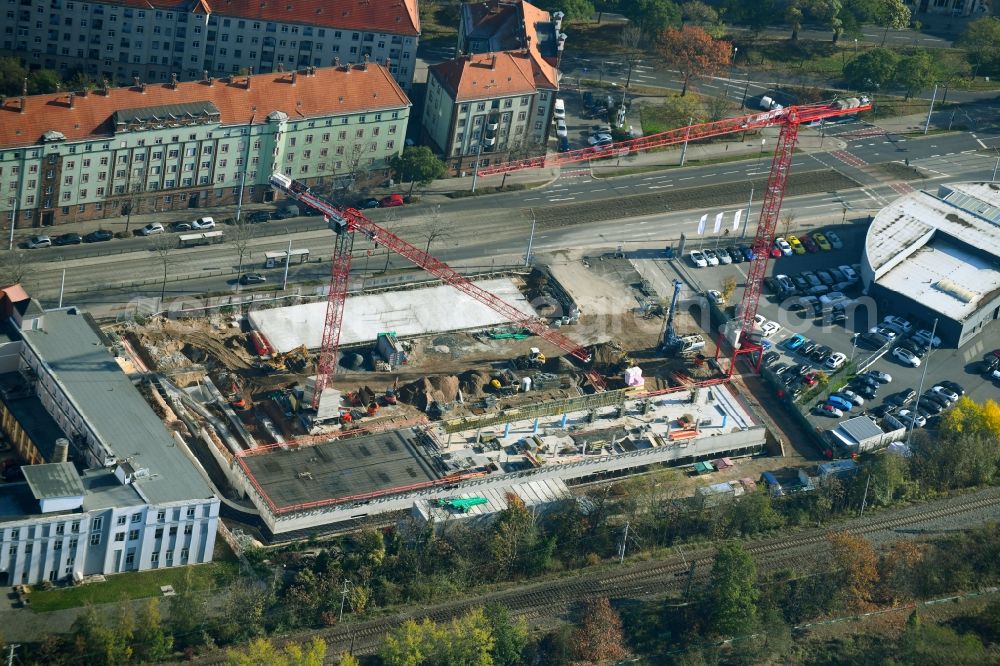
[138,223,164,236]
[239,272,266,285]
[892,346,920,367]
[739,245,755,261]
[773,363,791,375]
[872,403,896,418]
[84,229,114,243]
[53,233,83,246]
[763,277,782,294]
[799,340,818,357]
[787,235,806,254]
[247,211,271,223]
[689,250,708,268]
[555,118,568,138]
[553,98,566,119]
[869,325,897,340]
[590,124,612,135]
[816,270,835,286]
[889,388,917,406]
[785,334,806,350]
[380,194,405,207]
[898,338,929,357]
[920,392,951,410]
[826,230,844,249]
[827,395,854,412]
[897,409,927,428]
[558,136,570,152]
[837,389,865,406]
[930,385,959,403]
[802,271,821,288]
[762,351,781,367]
[702,249,720,266]
[838,264,858,281]
[26,235,52,248]
[776,274,796,293]
[939,380,965,396]
[774,237,793,256]
[726,246,743,263]
[706,289,724,305]
[852,384,878,400]
[864,370,892,384]
[882,315,913,334]
[360,198,381,209]
[813,232,832,250]
[801,234,819,253]
[716,248,732,265]
[825,352,847,370]
[761,320,781,337]
[912,329,941,347]
[815,403,844,418]
[587,133,613,146]
[917,400,944,417]
[169,221,193,232]
[191,216,215,229]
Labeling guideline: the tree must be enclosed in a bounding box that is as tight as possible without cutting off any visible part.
[878,540,922,604]
[69,604,132,666]
[226,637,327,666]
[893,50,937,100]
[706,542,759,636]
[620,24,644,88]
[388,146,446,196]
[488,494,539,579]
[780,211,796,237]
[873,0,910,46]
[169,566,208,650]
[899,611,987,665]
[0,57,27,96]
[620,0,681,36]
[543,0,595,22]
[231,217,257,291]
[843,47,899,91]
[651,94,703,134]
[786,1,804,41]
[657,26,731,96]
[571,598,628,663]
[150,232,174,305]
[957,16,1000,76]
[0,251,30,286]
[121,177,144,235]
[681,1,719,26]
[415,205,452,257]
[827,531,879,611]
[381,610,495,666]
[484,603,528,666]
[132,599,173,662]
[27,69,62,95]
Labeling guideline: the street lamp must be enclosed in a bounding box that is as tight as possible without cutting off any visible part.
[723,46,738,100]
[854,38,858,54]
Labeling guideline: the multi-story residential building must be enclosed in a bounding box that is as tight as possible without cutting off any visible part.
[0,64,410,227]
[901,0,990,18]
[1,0,420,91]
[422,0,564,174]
[0,285,219,585]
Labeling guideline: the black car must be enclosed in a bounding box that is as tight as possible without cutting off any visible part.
[829,268,846,283]
[871,403,896,418]
[853,375,880,391]
[816,270,835,286]
[918,400,944,417]
[84,229,114,243]
[273,204,300,219]
[800,340,818,356]
[53,233,82,246]
[763,277,781,295]
[939,380,965,396]
[792,275,810,293]
[889,388,917,406]
[852,384,878,400]
[726,246,743,263]
[360,198,381,209]
[247,211,271,223]
[169,221,193,232]
[238,273,266,285]
[773,363,791,375]
[762,351,781,367]
[811,345,832,363]
[920,392,951,410]
[898,339,928,357]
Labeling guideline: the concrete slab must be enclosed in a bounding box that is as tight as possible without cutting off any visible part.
[248,278,535,353]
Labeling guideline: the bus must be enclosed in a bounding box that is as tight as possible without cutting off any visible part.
[178,230,224,247]
[264,248,310,268]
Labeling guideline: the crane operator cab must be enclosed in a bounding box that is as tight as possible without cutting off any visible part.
[327,214,348,235]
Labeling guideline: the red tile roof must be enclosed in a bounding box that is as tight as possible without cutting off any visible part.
[111,0,418,36]
[0,65,410,149]
[429,50,556,102]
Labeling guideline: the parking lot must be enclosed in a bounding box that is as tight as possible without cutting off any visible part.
[686,222,999,442]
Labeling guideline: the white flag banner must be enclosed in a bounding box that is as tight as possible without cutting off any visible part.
[714,212,723,233]
[732,209,741,231]
[697,214,707,235]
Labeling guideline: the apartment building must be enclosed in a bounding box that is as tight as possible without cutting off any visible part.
[0,286,219,585]
[1,0,420,91]
[422,0,564,173]
[0,64,410,227]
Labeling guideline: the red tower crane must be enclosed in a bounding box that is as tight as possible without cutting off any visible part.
[477,99,871,368]
[268,172,593,410]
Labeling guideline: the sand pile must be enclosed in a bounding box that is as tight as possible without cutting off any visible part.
[398,375,461,411]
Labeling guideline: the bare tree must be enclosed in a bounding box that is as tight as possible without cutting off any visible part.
[620,25,644,89]
[231,219,256,291]
[416,205,452,256]
[121,177,145,235]
[150,233,174,304]
[706,94,734,122]
[780,212,796,237]
[0,250,30,286]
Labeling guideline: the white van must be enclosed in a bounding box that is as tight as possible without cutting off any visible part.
[192,216,215,229]
[553,98,566,120]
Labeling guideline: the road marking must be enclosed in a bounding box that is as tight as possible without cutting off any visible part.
[800,203,834,209]
[976,138,987,148]
[591,188,607,192]
[679,176,694,180]
[524,197,541,201]
[648,184,673,189]
[722,170,739,175]
[548,197,576,202]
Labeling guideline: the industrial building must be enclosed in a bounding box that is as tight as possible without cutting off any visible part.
[2,0,420,91]
[422,0,564,172]
[0,64,410,227]
[0,285,219,585]
[862,182,1000,347]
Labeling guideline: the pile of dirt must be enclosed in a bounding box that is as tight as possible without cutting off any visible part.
[397,374,461,411]
[457,370,492,401]
[591,341,630,374]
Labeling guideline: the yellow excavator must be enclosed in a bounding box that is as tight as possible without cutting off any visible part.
[264,344,310,373]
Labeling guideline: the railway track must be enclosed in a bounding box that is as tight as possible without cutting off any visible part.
[191,489,1000,663]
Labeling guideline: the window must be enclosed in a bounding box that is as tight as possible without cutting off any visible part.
[71,521,80,533]
[114,532,125,542]
[127,529,139,540]
[181,547,189,562]
[69,538,78,549]
[184,525,193,535]
[125,549,135,567]
[56,524,65,535]
[53,540,62,551]
[151,551,159,564]
[116,515,127,526]
[10,529,19,541]
[157,510,165,522]
[131,513,141,523]
[90,533,101,545]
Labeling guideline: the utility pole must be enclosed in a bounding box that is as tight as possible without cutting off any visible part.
[282,237,292,290]
[679,117,693,167]
[58,268,66,308]
[619,521,630,564]
[992,153,999,181]
[6,644,19,666]
[923,84,938,135]
[905,317,937,447]
[338,579,353,623]
[859,473,871,517]
[235,107,257,223]
[524,208,536,266]
[741,184,754,239]
[470,143,483,193]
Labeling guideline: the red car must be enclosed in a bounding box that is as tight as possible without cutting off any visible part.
[801,234,820,253]
[380,194,404,207]
[769,245,782,258]
[802,371,819,387]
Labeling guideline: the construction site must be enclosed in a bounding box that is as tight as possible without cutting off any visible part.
[110,100,869,542]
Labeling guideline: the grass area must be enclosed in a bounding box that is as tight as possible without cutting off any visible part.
[563,20,627,54]
[591,152,759,179]
[30,555,239,612]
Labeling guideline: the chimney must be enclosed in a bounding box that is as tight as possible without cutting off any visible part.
[246,67,252,89]
[19,96,25,114]
[202,70,209,82]
[102,78,110,95]
[291,70,297,85]
[491,53,497,70]
[133,76,141,88]
[334,57,341,69]
[68,92,75,109]
[277,62,284,72]
[20,76,27,112]
[363,53,369,71]
[170,72,178,88]
[53,438,69,463]
[208,76,214,86]
[385,57,392,70]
